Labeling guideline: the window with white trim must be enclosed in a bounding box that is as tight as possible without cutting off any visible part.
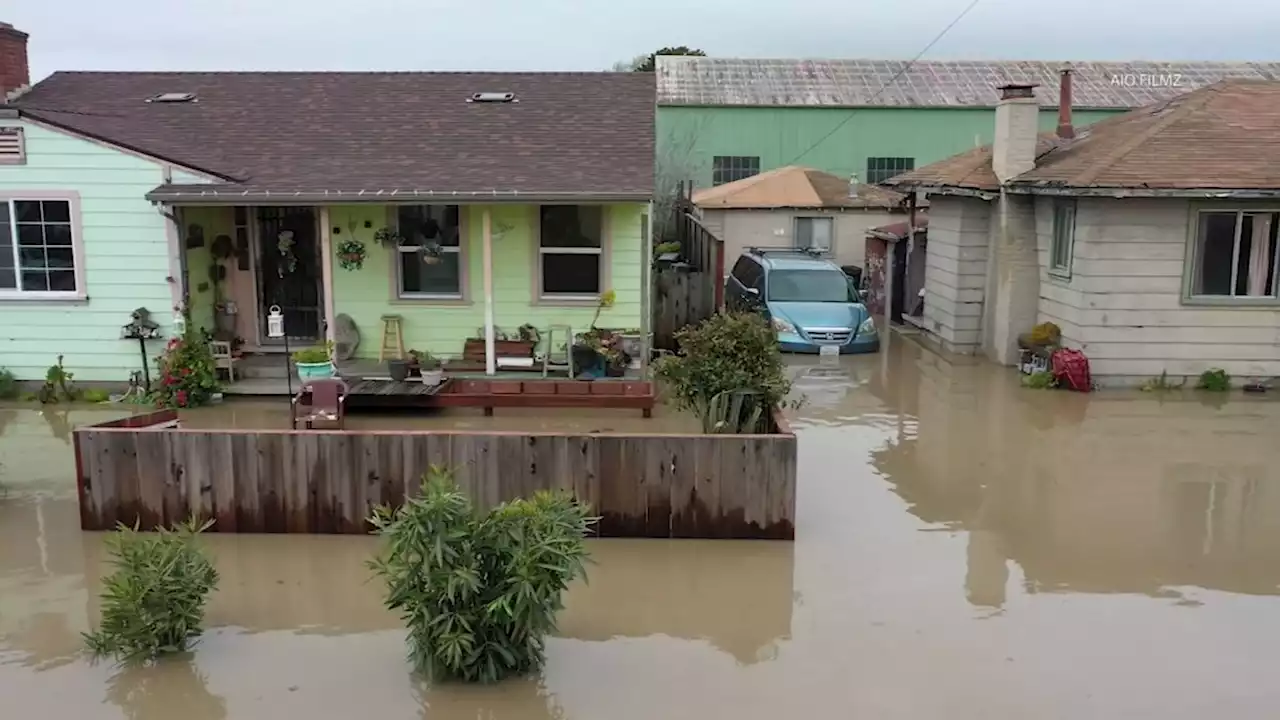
[795,216,833,253]
[1049,199,1076,277]
[539,205,603,297]
[1189,210,1280,299]
[0,198,78,295]
[395,205,462,298]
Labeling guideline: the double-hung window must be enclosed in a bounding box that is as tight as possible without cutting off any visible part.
[1188,209,1280,301]
[0,196,82,299]
[395,204,463,299]
[1049,199,1076,278]
[538,205,604,299]
[795,216,834,254]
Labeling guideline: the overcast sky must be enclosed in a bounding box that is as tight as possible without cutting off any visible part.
[13,0,1279,81]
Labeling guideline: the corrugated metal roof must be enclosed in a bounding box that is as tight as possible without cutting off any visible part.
[657,57,1280,109]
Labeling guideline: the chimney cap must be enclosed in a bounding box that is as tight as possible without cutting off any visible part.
[998,83,1038,100]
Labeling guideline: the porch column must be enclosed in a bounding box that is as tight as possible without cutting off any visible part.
[159,204,185,319]
[482,207,496,375]
[318,206,336,344]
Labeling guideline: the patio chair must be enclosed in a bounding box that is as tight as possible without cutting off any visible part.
[209,340,239,382]
[541,324,574,378]
[291,378,348,430]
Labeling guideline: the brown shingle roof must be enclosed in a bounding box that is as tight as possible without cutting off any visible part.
[885,80,1280,194]
[13,71,655,200]
[692,166,904,209]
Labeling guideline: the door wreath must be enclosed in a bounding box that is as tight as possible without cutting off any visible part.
[337,238,367,271]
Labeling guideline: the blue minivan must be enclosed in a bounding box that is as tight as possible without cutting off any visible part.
[725,247,879,354]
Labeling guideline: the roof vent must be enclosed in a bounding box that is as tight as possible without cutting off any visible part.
[146,92,197,104]
[468,92,516,103]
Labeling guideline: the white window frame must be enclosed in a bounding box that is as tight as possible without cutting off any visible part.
[1049,199,1076,279]
[0,192,86,301]
[1184,206,1280,306]
[391,204,467,302]
[535,205,609,303]
[794,215,835,254]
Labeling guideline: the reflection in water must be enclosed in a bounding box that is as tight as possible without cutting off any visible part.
[8,341,1280,718]
[104,655,226,720]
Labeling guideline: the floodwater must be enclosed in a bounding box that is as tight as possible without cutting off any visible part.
[5,333,1280,718]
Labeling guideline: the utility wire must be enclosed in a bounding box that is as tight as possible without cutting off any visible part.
[783,0,983,168]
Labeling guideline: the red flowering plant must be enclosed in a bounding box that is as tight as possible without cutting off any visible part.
[151,324,221,409]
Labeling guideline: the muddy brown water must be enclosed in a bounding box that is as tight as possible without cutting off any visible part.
[4,334,1280,718]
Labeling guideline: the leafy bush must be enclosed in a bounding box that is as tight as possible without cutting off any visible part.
[152,327,221,409]
[368,467,595,683]
[84,519,219,662]
[38,355,81,403]
[1197,368,1230,392]
[653,312,791,433]
[1021,370,1057,389]
[291,341,333,364]
[82,388,111,403]
[0,367,17,400]
[1139,370,1185,392]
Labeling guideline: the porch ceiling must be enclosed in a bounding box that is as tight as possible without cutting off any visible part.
[147,184,652,205]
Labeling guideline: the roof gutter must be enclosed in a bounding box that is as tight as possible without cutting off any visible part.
[1009,185,1280,199]
[885,183,999,200]
[145,188,654,205]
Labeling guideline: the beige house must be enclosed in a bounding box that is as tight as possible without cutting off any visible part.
[886,73,1280,386]
[693,166,908,272]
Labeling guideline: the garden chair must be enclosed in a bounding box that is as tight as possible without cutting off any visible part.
[209,340,239,382]
[291,378,348,429]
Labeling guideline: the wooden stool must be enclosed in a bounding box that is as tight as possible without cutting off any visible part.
[378,314,406,362]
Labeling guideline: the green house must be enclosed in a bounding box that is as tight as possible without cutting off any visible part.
[655,57,1280,192]
[0,64,654,382]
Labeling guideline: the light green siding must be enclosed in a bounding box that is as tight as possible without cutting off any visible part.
[0,121,176,382]
[330,203,645,359]
[657,106,1121,189]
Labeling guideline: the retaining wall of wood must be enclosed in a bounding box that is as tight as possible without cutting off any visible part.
[73,410,797,539]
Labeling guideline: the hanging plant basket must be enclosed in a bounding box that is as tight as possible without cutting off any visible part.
[277,230,298,277]
[374,227,406,247]
[337,238,367,271]
[419,241,443,265]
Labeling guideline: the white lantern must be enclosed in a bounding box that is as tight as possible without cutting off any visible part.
[172,312,186,336]
[266,305,285,338]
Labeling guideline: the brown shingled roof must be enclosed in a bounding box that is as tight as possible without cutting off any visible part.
[885,80,1280,194]
[13,71,655,200]
[693,166,905,209]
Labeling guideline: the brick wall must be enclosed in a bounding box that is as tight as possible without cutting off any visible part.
[0,22,30,100]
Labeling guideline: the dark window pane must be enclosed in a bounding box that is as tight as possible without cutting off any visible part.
[17,224,43,247]
[48,270,76,292]
[400,251,461,295]
[1195,212,1238,296]
[18,246,45,268]
[866,157,915,184]
[0,201,8,224]
[13,200,41,222]
[41,201,70,223]
[234,206,247,225]
[0,220,11,249]
[542,253,600,295]
[712,156,761,186]
[539,206,602,248]
[46,246,74,268]
[21,270,49,291]
[45,223,73,246]
[398,205,461,247]
[0,268,14,289]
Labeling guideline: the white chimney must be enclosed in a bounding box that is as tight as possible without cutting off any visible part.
[992,83,1040,183]
[848,172,859,199]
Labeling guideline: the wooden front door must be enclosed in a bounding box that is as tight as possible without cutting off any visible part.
[257,207,323,344]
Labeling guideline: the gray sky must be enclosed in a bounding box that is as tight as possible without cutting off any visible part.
[14,0,1279,81]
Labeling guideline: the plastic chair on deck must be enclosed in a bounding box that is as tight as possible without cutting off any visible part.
[292,378,349,429]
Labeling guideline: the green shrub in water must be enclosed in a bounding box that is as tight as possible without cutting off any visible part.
[1197,368,1231,392]
[0,367,17,399]
[1021,370,1057,389]
[84,519,219,662]
[368,466,595,683]
[82,388,111,403]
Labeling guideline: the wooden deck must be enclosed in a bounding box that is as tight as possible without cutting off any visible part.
[343,378,453,408]
[72,409,798,539]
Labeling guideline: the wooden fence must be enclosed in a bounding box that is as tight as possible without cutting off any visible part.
[73,410,797,540]
[653,182,725,352]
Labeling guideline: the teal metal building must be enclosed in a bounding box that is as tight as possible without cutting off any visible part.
[656,58,1280,189]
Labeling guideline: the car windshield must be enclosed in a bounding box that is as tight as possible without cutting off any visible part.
[767,269,854,303]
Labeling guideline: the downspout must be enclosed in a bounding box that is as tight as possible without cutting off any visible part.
[482,208,496,376]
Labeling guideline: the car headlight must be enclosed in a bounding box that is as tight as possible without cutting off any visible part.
[772,316,797,334]
[858,317,877,336]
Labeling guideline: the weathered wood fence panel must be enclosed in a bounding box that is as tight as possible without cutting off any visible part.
[653,183,725,352]
[73,419,797,540]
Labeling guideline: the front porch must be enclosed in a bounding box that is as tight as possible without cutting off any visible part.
[175,200,650,384]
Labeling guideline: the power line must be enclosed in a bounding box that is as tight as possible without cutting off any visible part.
[783,0,983,168]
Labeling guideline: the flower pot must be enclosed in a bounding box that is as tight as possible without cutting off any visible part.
[388,359,409,382]
[571,344,600,373]
[295,361,335,380]
[420,368,444,387]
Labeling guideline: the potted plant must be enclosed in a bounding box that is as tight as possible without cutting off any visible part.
[291,342,335,380]
[413,350,444,386]
[387,355,410,382]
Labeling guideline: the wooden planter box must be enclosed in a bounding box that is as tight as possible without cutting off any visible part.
[434,379,655,416]
[462,338,535,362]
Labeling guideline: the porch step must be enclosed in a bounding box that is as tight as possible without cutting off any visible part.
[236,353,294,380]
